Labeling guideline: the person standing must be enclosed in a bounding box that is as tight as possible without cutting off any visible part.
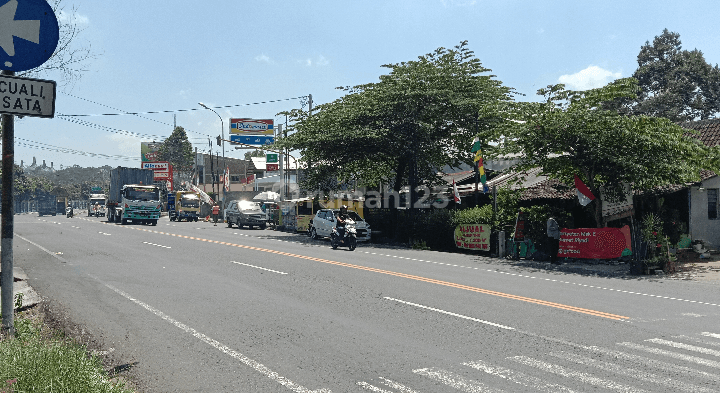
[547,216,560,263]
[212,203,219,226]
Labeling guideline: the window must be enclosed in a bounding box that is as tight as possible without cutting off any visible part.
[708,188,718,220]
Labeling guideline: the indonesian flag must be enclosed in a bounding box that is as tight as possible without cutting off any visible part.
[453,179,461,203]
[574,174,596,206]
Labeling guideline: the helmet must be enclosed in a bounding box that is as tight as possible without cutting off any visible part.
[340,205,348,213]
[95,202,99,205]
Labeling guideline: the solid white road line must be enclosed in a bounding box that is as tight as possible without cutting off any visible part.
[384,297,514,330]
[509,356,649,393]
[463,359,576,393]
[549,351,715,393]
[583,345,720,382]
[356,382,392,392]
[413,367,502,393]
[377,377,421,393]
[618,342,720,369]
[231,261,288,275]
[94,277,330,393]
[645,338,720,357]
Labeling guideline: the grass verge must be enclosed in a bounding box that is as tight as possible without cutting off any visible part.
[0,300,134,393]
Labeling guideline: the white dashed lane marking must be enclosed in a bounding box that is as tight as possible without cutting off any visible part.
[143,241,171,249]
[231,261,288,275]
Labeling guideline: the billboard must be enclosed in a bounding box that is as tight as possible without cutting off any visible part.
[229,118,274,135]
[454,224,490,250]
[230,135,274,145]
[141,142,162,162]
[558,226,632,259]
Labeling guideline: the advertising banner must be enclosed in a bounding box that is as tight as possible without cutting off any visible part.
[230,135,274,145]
[230,118,274,135]
[141,161,170,171]
[513,211,527,241]
[141,142,161,162]
[558,225,632,259]
[454,224,490,250]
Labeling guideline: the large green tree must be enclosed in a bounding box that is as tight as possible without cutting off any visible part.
[612,29,720,122]
[277,41,514,199]
[492,78,720,227]
[158,126,194,183]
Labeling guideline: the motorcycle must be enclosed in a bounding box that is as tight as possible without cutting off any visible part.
[331,218,357,251]
[65,206,73,218]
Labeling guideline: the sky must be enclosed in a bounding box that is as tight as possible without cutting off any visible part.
[6,0,720,169]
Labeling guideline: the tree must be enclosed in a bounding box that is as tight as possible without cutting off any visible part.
[244,150,266,160]
[18,0,98,88]
[158,126,193,183]
[614,29,720,122]
[493,78,720,227]
[277,41,514,200]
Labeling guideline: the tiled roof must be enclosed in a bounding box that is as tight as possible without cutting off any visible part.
[519,178,575,201]
[680,119,720,147]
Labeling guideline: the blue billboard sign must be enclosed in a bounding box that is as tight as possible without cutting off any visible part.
[230,135,274,145]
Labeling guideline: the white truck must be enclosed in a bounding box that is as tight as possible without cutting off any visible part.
[87,193,107,217]
[107,167,161,225]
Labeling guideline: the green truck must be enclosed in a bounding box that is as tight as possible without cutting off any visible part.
[107,167,161,225]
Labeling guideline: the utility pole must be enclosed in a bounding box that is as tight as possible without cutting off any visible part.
[278,123,284,201]
[1,70,15,336]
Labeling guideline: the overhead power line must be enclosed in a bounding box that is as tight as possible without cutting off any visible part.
[58,114,168,141]
[13,138,137,161]
[57,95,307,117]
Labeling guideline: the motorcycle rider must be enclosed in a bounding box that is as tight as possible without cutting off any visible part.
[336,205,348,239]
[93,202,100,217]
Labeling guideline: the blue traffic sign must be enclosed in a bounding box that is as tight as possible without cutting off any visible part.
[230,135,275,145]
[0,0,59,72]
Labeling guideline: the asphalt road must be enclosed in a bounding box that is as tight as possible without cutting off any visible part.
[12,213,720,392]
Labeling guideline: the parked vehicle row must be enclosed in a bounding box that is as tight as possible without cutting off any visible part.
[72,194,373,250]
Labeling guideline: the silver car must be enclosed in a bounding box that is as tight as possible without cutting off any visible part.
[225,200,268,229]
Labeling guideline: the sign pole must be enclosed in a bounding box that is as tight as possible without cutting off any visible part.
[1,70,15,336]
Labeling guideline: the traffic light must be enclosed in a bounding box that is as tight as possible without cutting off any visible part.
[216,135,222,146]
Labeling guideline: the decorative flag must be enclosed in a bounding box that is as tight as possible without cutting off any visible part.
[474,147,489,193]
[471,136,482,153]
[453,179,461,203]
[574,174,595,206]
[224,167,230,192]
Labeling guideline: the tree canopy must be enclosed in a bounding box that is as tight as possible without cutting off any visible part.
[276,41,514,195]
[158,126,193,181]
[612,29,720,122]
[492,78,720,227]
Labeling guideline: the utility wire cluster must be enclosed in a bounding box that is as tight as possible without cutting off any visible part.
[14,137,136,162]
[16,94,306,162]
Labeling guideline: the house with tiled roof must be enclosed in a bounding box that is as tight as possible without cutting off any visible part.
[677,119,720,248]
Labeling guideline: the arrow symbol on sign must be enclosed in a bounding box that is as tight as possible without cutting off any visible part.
[0,0,40,57]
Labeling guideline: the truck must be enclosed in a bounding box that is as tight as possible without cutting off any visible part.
[37,193,56,216]
[107,167,161,226]
[87,193,107,217]
[167,190,200,222]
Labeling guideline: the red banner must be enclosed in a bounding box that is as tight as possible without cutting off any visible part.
[558,225,631,259]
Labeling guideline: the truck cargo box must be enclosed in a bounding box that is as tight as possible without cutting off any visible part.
[109,167,155,203]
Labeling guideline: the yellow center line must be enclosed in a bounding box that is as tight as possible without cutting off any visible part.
[120,224,629,321]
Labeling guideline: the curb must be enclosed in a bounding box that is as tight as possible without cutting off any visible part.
[0,266,41,310]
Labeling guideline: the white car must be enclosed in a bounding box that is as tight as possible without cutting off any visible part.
[310,208,371,242]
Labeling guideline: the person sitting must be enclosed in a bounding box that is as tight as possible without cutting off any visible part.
[336,205,348,238]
